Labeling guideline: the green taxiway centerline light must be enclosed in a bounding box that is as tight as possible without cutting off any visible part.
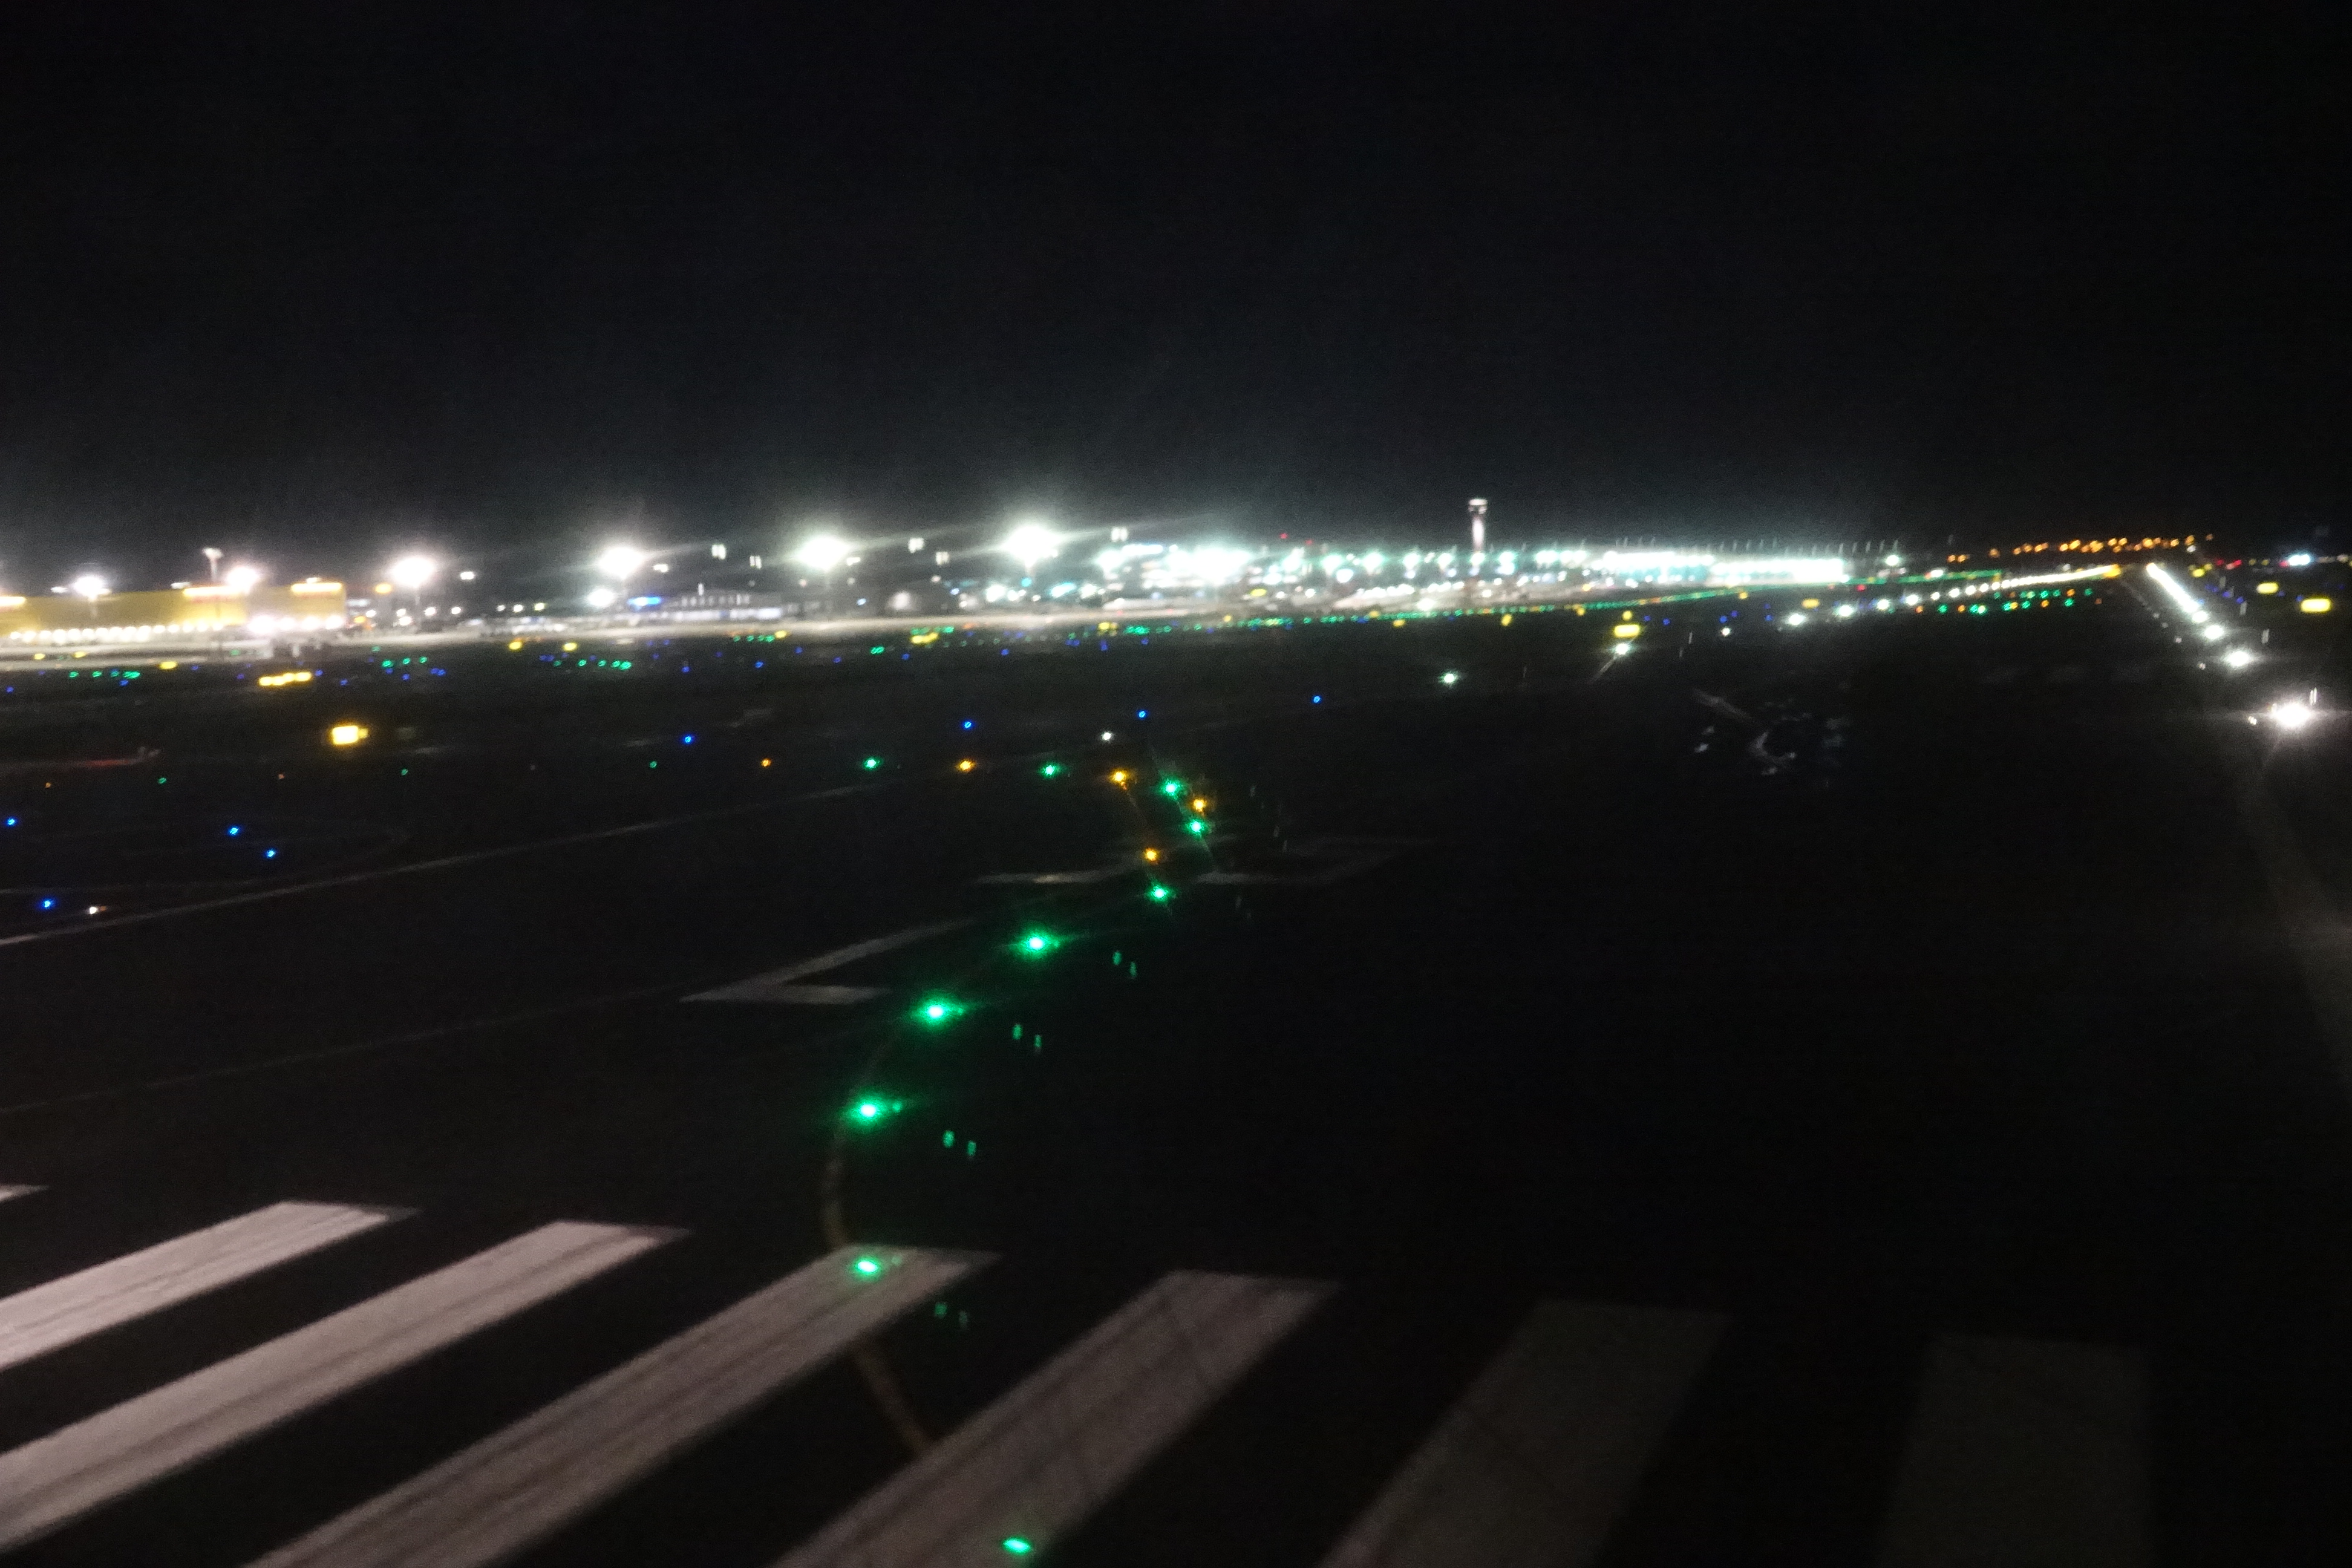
[1148,884,1172,902]
[1019,931,1057,956]
[1186,820,1207,835]
[917,998,964,1025]
[1158,779,1183,797]
[852,1256,886,1278]
[1039,762,1062,777]
[1002,1541,1034,1557]
[863,756,883,770]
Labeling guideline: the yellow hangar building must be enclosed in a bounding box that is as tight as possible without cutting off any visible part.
[0,580,348,647]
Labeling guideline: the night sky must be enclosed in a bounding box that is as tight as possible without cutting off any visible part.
[1,5,2342,583]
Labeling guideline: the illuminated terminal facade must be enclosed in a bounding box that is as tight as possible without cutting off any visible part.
[0,581,348,645]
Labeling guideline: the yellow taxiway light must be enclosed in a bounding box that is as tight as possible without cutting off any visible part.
[2256,582,2279,595]
[2301,597,2333,615]
[328,723,368,746]
[1612,624,1642,640]
[257,670,313,687]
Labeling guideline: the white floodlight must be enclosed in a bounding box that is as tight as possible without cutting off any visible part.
[792,534,852,573]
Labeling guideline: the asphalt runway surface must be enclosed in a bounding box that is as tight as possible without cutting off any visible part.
[5,585,2352,1563]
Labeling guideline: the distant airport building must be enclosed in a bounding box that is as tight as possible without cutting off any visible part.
[0,581,347,645]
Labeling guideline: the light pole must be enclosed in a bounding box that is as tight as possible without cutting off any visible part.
[70,573,106,636]
[388,555,436,629]
[592,545,647,617]
[1000,521,1060,598]
[201,547,223,583]
[792,534,851,616]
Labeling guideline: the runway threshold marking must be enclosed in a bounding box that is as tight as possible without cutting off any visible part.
[247,1244,990,1568]
[1319,1300,1726,1568]
[0,1201,406,1375]
[685,918,973,1004]
[1875,1334,2148,1567]
[779,1270,1333,1567]
[0,1220,674,1552]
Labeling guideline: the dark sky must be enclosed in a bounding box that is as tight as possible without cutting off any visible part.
[1,4,2344,583]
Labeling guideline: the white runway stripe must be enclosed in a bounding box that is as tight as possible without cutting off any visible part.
[1319,1300,1726,1568]
[780,1270,1332,1567]
[730,983,887,1005]
[247,1244,988,1568]
[0,1202,404,1376]
[0,1220,673,1552]
[0,1185,39,1205]
[687,918,972,1003]
[1876,1333,2148,1567]
[972,867,1128,886]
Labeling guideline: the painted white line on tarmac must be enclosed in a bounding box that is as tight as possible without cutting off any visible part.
[0,1221,674,1552]
[1321,1300,1725,1568]
[780,1270,1332,1567]
[720,983,889,1005]
[1876,1334,2148,1567]
[0,1201,405,1374]
[247,1244,990,1568]
[972,866,1128,886]
[686,918,972,1003]
[0,783,875,952]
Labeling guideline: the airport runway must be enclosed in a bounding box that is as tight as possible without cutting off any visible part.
[5,593,2352,1563]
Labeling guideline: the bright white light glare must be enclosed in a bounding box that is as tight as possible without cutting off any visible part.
[2145,563,2205,616]
[2287,552,2314,567]
[2224,648,2256,669]
[1611,640,1633,656]
[584,586,618,609]
[223,564,263,593]
[1833,603,1857,618]
[70,573,106,600]
[596,545,647,578]
[1998,565,2120,589]
[2200,624,2226,641]
[2270,700,2315,731]
[1001,522,1061,569]
[1785,612,1809,626]
[792,534,851,573]
[1710,555,1848,586]
[389,555,436,590]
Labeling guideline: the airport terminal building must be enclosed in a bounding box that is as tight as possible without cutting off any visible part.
[0,581,348,647]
